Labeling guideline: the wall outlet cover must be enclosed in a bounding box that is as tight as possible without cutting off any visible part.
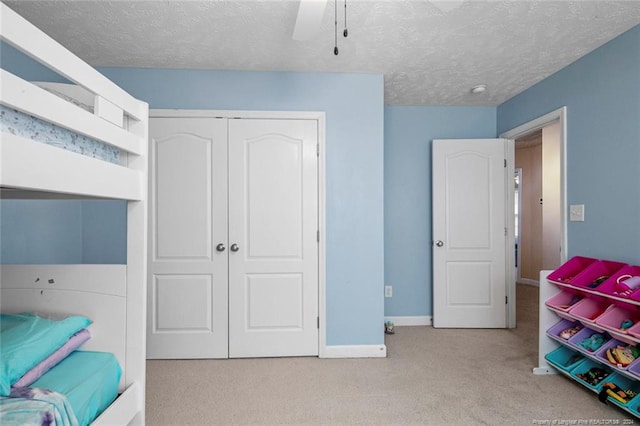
[569,204,585,222]
[384,285,392,298]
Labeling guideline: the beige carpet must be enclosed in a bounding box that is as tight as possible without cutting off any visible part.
[146,284,636,425]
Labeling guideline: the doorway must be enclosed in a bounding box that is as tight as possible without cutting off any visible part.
[502,107,568,328]
[514,125,563,286]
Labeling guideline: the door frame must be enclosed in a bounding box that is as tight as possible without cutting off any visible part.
[514,167,523,283]
[500,106,568,328]
[148,109,327,356]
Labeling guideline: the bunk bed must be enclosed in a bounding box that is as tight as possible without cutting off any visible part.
[0,3,148,425]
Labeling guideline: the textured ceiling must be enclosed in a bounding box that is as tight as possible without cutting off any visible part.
[4,0,640,106]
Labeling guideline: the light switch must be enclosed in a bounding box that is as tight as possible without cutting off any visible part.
[570,204,585,222]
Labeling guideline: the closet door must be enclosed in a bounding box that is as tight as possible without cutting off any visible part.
[147,117,229,358]
[228,119,319,357]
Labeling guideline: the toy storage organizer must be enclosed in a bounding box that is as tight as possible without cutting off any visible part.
[538,257,640,418]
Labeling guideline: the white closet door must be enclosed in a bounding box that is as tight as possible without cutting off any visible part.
[228,119,319,357]
[147,117,229,358]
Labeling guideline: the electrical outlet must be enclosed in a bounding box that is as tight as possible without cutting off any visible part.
[385,285,393,298]
[570,204,585,222]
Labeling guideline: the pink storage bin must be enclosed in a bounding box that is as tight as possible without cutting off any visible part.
[595,339,640,370]
[570,260,628,293]
[568,298,612,332]
[595,306,640,336]
[594,265,640,301]
[626,319,640,340]
[568,327,611,354]
[611,265,640,302]
[544,292,584,320]
[547,256,598,285]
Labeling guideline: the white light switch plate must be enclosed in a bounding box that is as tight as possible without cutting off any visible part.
[570,204,585,221]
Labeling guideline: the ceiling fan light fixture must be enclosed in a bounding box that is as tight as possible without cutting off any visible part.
[470,84,487,94]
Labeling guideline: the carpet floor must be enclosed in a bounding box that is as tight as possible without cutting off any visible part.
[146,284,637,425]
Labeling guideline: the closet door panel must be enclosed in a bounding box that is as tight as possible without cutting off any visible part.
[246,135,303,259]
[154,130,212,260]
[148,117,229,359]
[228,118,319,358]
[153,275,213,331]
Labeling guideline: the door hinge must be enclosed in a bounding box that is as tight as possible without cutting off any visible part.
[505,227,507,236]
[317,144,320,157]
[317,230,320,242]
[506,296,508,304]
[317,316,320,329]
[504,159,507,168]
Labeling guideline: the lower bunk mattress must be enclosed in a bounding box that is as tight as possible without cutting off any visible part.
[0,351,121,426]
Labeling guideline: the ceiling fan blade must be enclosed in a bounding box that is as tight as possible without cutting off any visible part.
[292,0,328,41]
[430,0,465,13]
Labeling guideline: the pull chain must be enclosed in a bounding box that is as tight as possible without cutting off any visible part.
[334,0,338,55]
[334,0,348,55]
[343,0,348,37]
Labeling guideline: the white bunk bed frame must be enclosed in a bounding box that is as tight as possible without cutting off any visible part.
[0,4,148,425]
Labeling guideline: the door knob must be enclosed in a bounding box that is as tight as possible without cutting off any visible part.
[216,243,226,252]
[230,243,240,252]
[435,240,444,247]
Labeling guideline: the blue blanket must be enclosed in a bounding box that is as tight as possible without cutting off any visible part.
[0,387,78,426]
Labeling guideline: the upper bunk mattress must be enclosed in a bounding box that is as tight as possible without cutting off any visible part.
[0,105,121,164]
[31,351,121,426]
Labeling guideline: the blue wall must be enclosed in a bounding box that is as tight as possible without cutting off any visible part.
[99,68,385,346]
[81,200,127,264]
[498,24,640,264]
[1,44,385,347]
[1,200,127,264]
[1,200,83,263]
[384,106,497,317]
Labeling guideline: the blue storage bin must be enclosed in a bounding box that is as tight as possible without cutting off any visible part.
[545,346,585,373]
[570,359,613,391]
[598,374,640,407]
[626,393,640,416]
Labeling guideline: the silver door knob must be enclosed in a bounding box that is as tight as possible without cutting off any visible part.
[216,243,226,252]
[230,243,240,252]
[435,240,444,247]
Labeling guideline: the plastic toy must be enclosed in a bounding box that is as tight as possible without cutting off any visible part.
[384,320,395,335]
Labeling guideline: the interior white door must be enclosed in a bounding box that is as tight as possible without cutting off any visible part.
[147,117,229,358]
[228,119,319,357]
[432,139,507,328]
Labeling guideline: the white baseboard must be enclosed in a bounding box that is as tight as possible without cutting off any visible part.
[321,344,387,358]
[385,316,432,326]
[517,278,539,287]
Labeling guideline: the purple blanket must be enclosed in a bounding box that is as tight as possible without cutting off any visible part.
[0,387,78,426]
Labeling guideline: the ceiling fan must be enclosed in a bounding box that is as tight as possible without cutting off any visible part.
[292,0,466,42]
[292,0,329,41]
